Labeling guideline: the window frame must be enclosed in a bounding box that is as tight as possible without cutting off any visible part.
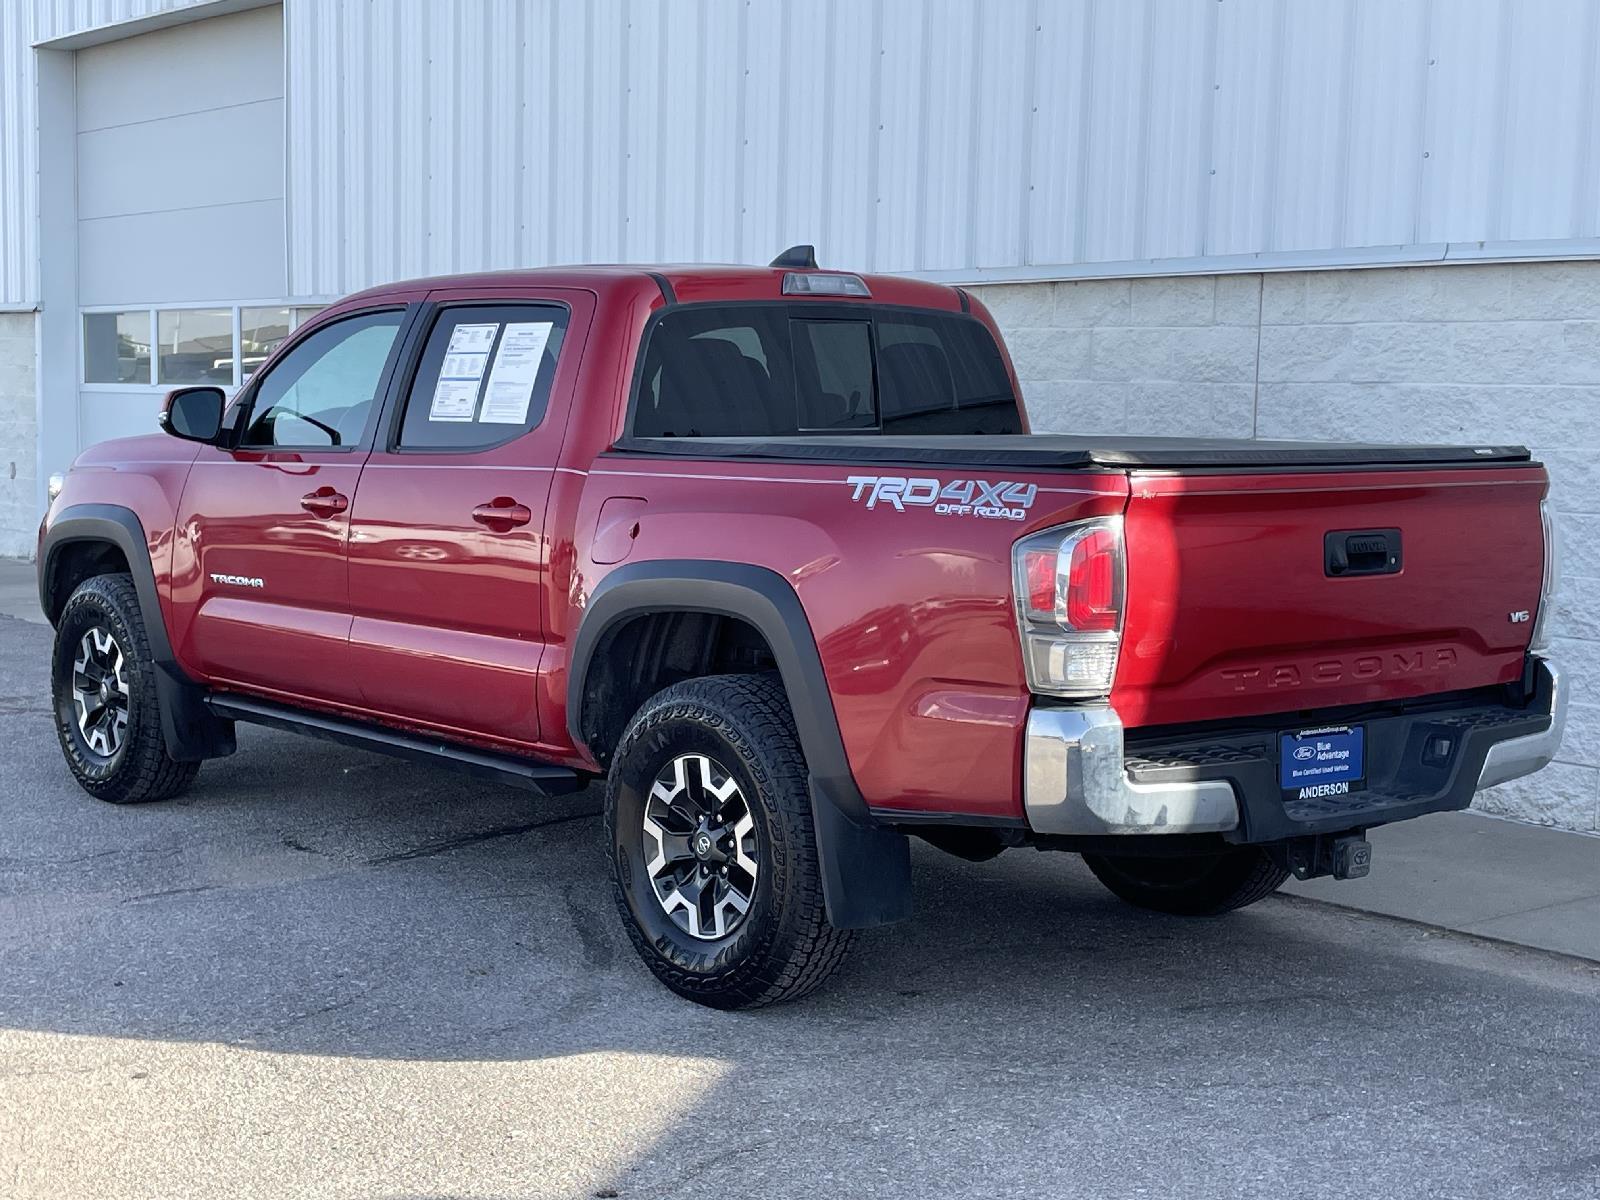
[383,299,574,456]
[621,300,1019,441]
[230,304,415,455]
[79,300,327,394]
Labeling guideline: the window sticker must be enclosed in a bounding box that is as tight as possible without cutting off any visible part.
[428,323,501,421]
[478,322,553,424]
[447,322,499,354]
[428,377,480,422]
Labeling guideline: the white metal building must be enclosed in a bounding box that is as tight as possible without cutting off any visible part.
[1,0,1597,830]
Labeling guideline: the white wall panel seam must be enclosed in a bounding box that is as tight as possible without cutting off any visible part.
[1331,0,1357,247]
[1071,0,1095,266]
[1485,0,1513,243]
[1194,0,1218,258]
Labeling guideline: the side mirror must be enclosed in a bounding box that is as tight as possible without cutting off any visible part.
[159,386,226,444]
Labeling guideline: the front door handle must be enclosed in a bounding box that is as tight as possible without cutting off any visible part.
[472,498,533,530]
[300,487,349,516]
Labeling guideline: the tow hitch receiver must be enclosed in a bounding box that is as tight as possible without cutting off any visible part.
[1279,833,1373,881]
[1332,835,1373,880]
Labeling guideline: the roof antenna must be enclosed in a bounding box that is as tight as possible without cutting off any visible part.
[770,244,818,269]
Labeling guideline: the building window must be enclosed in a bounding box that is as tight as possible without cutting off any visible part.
[82,303,327,388]
[241,306,292,381]
[83,311,152,384]
[157,308,235,385]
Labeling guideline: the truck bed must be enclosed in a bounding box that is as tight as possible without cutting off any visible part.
[612,434,1533,471]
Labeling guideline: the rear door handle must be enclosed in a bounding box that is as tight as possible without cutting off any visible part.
[300,487,349,516]
[472,498,533,530]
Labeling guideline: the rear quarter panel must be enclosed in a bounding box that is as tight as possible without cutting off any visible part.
[568,457,1127,821]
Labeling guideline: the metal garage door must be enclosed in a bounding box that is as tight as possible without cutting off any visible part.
[76,5,287,449]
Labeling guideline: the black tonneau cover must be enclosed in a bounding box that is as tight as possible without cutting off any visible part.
[612,434,1532,471]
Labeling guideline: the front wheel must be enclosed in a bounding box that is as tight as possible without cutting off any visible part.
[1082,846,1288,916]
[51,573,199,804]
[605,673,856,1009]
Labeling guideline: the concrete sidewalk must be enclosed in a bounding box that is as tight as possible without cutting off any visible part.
[1283,810,1600,961]
[0,556,41,624]
[3,554,1595,962]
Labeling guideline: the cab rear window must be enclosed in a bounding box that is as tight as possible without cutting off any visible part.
[631,304,1021,438]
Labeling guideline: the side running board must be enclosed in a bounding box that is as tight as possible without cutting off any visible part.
[205,694,587,796]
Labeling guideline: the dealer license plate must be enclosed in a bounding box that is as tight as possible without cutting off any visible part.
[1280,725,1365,798]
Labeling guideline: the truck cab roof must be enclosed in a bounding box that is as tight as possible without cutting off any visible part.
[339,264,967,312]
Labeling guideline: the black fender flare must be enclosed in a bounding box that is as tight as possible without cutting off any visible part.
[570,559,911,928]
[39,504,234,763]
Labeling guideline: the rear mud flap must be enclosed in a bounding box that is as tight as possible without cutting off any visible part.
[809,778,913,929]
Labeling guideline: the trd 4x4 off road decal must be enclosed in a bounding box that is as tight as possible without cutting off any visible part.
[846,476,1037,521]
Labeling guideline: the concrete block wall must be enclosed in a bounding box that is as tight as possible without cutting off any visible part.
[974,261,1600,834]
[0,312,36,560]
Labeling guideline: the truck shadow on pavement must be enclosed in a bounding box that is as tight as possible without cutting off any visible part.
[2,612,1599,1197]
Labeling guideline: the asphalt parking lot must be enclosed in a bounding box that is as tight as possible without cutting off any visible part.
[2,611,1599,1200]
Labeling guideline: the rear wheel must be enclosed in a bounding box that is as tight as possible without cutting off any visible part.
[605,673,856,1009]
[51,573,199,804]
[1082,846,1288,916]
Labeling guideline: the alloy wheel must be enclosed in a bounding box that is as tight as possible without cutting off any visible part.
[641,753,760,940]
[70,627,130,760]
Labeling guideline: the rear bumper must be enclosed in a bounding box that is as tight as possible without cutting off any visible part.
[1023,656,1564,841]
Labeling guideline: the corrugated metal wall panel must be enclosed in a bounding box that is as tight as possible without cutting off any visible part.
[0,0,36,304]
[1341,0,1427,247]
[969,0,1029,268]
[1420,0,1502,244]
[1498,0,1593,242]
[1026,0,1092,267]
[1272,2,1348,252]
[1207,0,1278,257]
[13,0,1600,306]
[1140,0,1213,262]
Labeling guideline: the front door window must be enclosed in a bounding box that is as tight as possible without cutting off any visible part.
[241,311,404,449]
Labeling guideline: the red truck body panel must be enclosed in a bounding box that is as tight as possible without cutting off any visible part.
[1114,466,1548,728]
[570,458,1126,820]
[40,263,1548,830]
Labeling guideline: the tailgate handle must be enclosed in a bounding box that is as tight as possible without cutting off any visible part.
[1325,528,1402,577]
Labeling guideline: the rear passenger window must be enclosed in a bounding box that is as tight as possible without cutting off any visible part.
[877,314,1017,432]
[395,304,569,451]
[631,303,1020,438]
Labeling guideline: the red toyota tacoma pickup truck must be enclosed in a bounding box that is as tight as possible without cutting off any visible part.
[38,251,1564,1008]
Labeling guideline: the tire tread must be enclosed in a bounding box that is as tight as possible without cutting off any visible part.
[53,573,199,805]
[1083,846,1289,917]
[606,672,857,1008]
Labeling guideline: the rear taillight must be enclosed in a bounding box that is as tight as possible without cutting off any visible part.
[1530,495,1558,655]
[1012,517,1125,698]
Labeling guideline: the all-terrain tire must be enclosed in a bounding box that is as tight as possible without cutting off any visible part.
[1082,846,1288,916]
[51,573,200,804]
[605,673,857,1009]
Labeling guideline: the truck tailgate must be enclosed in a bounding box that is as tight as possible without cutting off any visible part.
[1113,465,1549,728]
